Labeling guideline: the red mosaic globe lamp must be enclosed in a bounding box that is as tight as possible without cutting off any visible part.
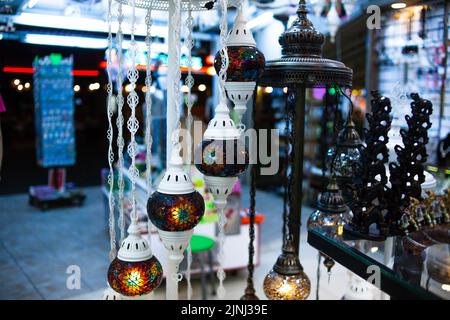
[214,9,265,130]
[107,218,163,297]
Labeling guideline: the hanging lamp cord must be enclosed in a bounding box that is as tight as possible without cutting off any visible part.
[242,87,258,299]
[285,89,296,244]
[282,96,291,247]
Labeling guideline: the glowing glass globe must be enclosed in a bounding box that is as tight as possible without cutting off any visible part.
[308,210,352,237]
[195,138,249,177]
[107,256,163,297]
[263,269,311,300]
[263,240,311,300]
[327,145,363,180]
[327,119,363,183]
[307,179,351,237]
[214,46,265,82]
[147,191,205,232]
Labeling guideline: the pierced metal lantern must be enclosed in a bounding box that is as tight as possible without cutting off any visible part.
[107,219,163,297]
[327,117,364,203]
[307,178,352,238]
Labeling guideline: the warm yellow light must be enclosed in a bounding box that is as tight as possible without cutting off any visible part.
[142,86,147,93]
[370,247,379,253]
[391,2,406,9]
[74,85,81,92]
[278,280,294,295]
[263,269,310,300]
[124,84,133,93]
[17,84,24,91]
[89,83,100,91]
[181,85,189,93]
[198,84,206,92]
[206,66,216,76]
[24,82,31,89]
[442,284,450,292]
[13,79,20,86]
[283,87,288,94]
[265,87,273,94]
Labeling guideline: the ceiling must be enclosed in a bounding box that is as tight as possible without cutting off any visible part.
[0,0,420,49]
[0,0,366,38]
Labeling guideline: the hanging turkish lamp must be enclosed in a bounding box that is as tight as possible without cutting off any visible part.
[263,238,311,300]
[107,218,163,297]
[327,116,364,203]
[195,101,249,211]
[214,8,265,131]
[147,146,205,266]
[307,177,352,238]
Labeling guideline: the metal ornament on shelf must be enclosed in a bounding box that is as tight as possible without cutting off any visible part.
[259,0,352,300]
[214,6,265,131]
[344,90,392,240]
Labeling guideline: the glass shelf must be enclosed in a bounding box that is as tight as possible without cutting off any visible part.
[307,226,450,300]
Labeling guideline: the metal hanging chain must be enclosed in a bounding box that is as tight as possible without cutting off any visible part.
[106,0,116,262]
[321,85,330,186]
[243,86,258,298]
[284,89,296,243]
[116,2,126,243]
[316,252,321,300]
[184,2,195,163]
[216,0,229,300]
[282,95,291,247]
[126,0,140,223]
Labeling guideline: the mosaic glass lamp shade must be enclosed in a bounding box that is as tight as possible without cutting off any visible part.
[263,240,311,300]
[147,148,205,232]
[107,220,163,296]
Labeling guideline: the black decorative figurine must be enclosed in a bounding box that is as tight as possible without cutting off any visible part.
[345,91,392,239]
[386,93,433,234]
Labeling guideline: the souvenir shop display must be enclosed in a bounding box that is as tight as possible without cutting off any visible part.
[29,54,85,210]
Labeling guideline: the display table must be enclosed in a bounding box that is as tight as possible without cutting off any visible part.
[307,227,449,300]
